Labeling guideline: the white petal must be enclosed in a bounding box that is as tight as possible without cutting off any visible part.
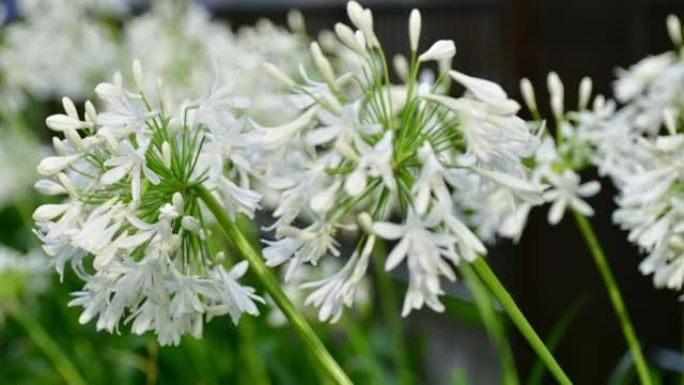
[101,165,129,185]
[33,203,70,221]
[449,70,508,103]
[547,199,567,225]
[372,222,405,240]
[34,179,67,195]
[385,237,410,270]
[577,181,600,197]
[344,169,367,197]
[37,155,80,176]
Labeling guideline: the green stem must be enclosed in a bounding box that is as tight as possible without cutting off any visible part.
[471,258,572,385]
[571,210,652,385]
[459,263,519,385]
[194,185,352,385]
[11,302,86,385]
[373,240,414,385]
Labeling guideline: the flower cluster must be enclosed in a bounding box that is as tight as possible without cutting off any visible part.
[256,2,543,321]
[0,0,119,106]
[608,16,684,291]
[32,61,265,345]
[501,73,607,233]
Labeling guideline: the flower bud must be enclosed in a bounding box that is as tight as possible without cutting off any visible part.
[62,97,79,119]
[335,23,365,54]
[84,100,97,124]
[263,62,297,89]
[668,15,682,47]
[132,60,144,91]
[393,54,410,82]
[162,141,172,169]
[409,9,421,52]
[37,155,81,176]
[357,212,373,232]
[172,192,185,213]
[310,42,339,93]
[519,78,538,114]
[578,77,592,110]
[418,40,456,63]
[287,9,306,33]
[182,216,202,234]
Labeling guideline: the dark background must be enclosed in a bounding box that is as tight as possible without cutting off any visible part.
[207,0,684,382]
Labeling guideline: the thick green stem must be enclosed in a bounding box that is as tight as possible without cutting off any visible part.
[471,258,572,385]
[11,302,86,385]
[572,210,652,385]
[195,185,352,385]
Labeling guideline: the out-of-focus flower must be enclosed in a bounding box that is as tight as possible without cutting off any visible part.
[0,0,119,105]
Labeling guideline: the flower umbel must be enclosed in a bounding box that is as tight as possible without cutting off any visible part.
[257,2,543,320]
[33,61,264,345]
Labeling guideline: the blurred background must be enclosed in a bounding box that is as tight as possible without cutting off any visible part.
[1,0,684,384]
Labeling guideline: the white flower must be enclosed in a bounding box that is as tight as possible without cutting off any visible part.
[543,170,600,225]
[101,140,161,201]
[302,237,375,322]
[373,211,468,316]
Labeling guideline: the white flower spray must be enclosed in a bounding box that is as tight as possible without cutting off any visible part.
[32,60,352,384]
[33,61,264,346]
[256,1,543,322]
[607,16,684,300]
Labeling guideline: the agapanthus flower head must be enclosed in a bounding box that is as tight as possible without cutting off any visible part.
[608,15,684,292]
[33,61,265,345]
[255,1,543,320]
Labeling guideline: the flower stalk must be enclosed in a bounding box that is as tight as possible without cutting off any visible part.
[572,210,652,385]
[471,257,572,385]
[194,185,352,385]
